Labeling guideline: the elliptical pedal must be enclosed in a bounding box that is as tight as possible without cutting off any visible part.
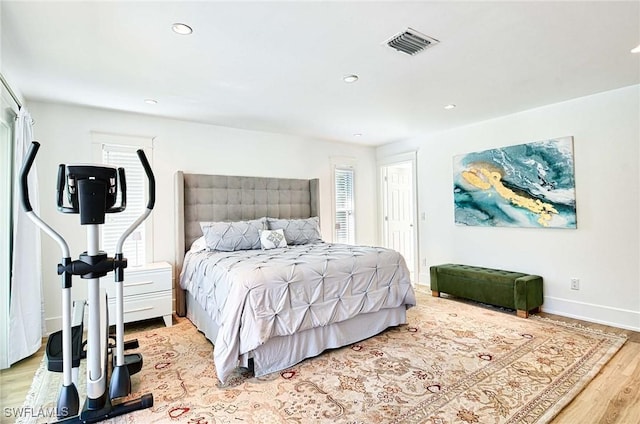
[107,337,142,377]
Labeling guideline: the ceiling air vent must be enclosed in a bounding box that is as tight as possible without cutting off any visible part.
[385,28,439,56]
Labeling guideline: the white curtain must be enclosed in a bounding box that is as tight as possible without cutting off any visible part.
[9,108,43,365]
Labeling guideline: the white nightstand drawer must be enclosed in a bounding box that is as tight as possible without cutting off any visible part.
[104,262,171,298]
[105,261,173,327]
[107,290,172,326]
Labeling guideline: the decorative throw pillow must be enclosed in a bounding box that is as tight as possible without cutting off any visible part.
[260,229,288,250]
[267,217,322,245]
[200,218,266,251]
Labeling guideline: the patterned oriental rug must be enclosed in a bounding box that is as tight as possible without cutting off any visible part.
[20,292,626,424]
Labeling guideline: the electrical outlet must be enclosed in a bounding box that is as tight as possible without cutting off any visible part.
[570,278,580,290]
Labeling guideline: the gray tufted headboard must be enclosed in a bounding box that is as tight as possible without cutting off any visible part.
[174,171,320,316]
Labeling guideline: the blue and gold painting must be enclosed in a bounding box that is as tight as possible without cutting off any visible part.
[453,137,577,228]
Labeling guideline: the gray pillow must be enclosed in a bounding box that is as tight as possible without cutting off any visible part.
[200,218,266,251]
[267,217,322,245]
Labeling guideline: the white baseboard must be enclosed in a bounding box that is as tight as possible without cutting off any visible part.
[45,316,62,336]
[412,282,639,332]
[542,296,639,332]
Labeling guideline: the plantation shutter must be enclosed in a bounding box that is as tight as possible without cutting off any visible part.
[101,144,146,266]
[334,168,355,244]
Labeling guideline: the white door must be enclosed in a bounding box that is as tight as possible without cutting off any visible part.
[382,161,416,282]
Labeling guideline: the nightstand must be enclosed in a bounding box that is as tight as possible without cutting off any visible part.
[105,261,173,327]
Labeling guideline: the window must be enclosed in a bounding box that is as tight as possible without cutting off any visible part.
[92,133,153,266]
[334,167,355,244]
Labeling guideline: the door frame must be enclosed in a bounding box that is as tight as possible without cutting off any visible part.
[377,151,418,283]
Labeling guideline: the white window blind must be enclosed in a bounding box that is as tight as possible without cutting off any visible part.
[101,144,146,266]
[334,167,355,244]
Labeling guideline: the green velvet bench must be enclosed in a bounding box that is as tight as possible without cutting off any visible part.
[430,264,543,318]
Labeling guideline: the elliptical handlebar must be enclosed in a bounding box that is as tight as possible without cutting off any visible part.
[20,141,40,213]
[137,149,155,210]
[114,150,155,256]
[20,141,71,259]
[108,168,127,213]
[56,164,66,211]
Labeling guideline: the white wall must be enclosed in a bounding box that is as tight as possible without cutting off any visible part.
[27,101,378,332]
[377,85,640,331]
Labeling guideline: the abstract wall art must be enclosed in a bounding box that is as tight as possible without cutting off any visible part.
[453,137,577,229]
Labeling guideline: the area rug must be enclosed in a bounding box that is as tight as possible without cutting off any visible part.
[19,293,626,424]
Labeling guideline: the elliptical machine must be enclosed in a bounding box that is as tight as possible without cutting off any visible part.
[20,141,154,423]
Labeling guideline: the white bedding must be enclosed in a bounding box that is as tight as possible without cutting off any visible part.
[180,242,416,383]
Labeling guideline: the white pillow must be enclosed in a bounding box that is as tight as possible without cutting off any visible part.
[200,218,266,251]
[260,229,288,250]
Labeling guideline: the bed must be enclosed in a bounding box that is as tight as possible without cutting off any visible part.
[174,172,416,384]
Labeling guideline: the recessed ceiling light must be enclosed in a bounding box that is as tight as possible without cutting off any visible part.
[353,133,362,137]
[632,44,640,53]
[144,99,158,105]
[172,23,193,35]
[444,104,456,110]
[343,74,359,83]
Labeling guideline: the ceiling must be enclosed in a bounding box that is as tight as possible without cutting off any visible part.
[2,1,639,146]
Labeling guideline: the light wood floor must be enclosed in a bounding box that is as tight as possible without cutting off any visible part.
[1,312,639,423]
[1,342,46,423]
[538,312,640,423]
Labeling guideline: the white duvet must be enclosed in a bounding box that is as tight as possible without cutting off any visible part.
[180,242,416,383]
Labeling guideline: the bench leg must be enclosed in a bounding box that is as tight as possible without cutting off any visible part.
[432,290,440,297]
[516,309,529,319]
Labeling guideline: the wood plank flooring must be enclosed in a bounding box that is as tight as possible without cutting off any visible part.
[543,315,640,423]
[1,311,639,423]
[0,342,46,423]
